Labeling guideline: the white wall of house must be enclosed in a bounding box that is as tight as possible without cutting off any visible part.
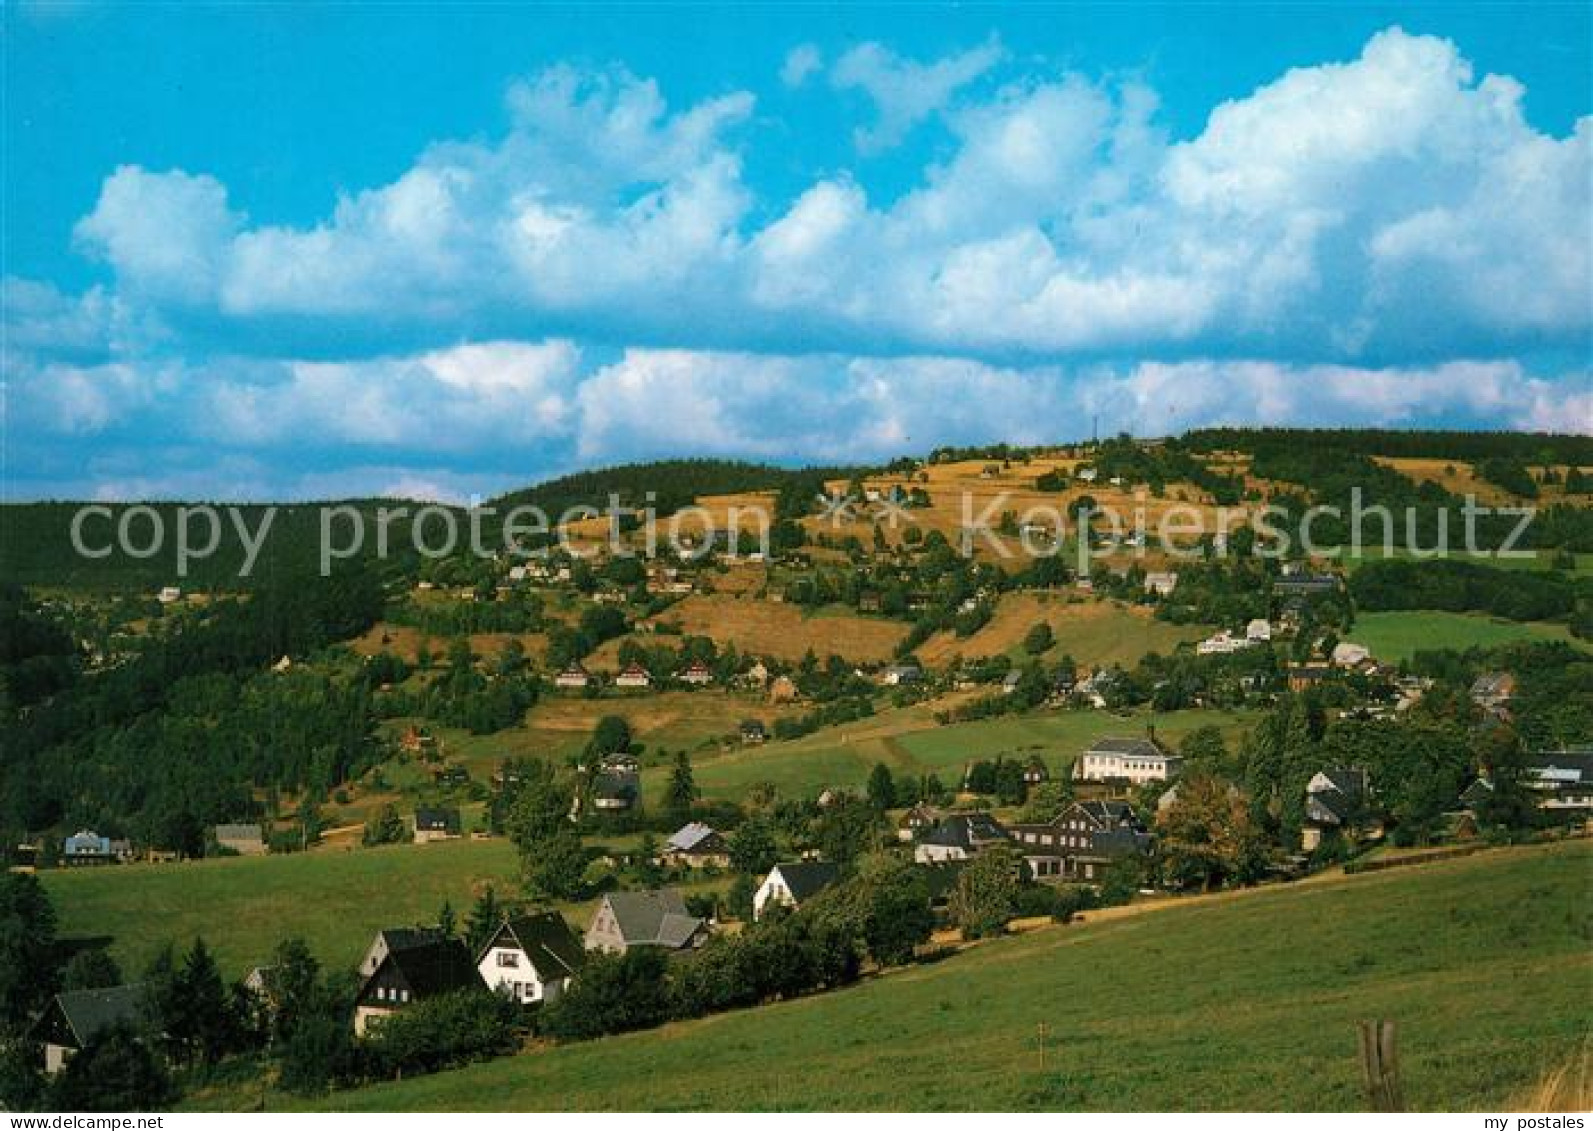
[752,870,791,920]
[476,944,559,1005]
[913,843,970,864]
[1079,752,1177,784]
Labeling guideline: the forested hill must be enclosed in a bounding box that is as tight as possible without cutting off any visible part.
[1183,428,1593,464]
[486,458,862,516]
[0,500,446,592]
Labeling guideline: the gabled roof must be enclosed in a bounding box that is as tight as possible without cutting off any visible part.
[598,889,705,948]
[414,806,461,832]
[377,926,445,954]
[42,984,146,1048]
[769,861,842,901]
[920,813,1009,850]
[487,913,586,979]
[373,938,480,999]
[1312,767,1367,798]
[665,822,722,853]
[1073,800,1145,831]
[1085,736,1164,759]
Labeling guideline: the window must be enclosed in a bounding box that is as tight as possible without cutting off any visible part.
[497,951,520,968]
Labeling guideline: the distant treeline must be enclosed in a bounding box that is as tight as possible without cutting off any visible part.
[1350,558,1588,627]
[0,501,438,591]
[1184,427,1593,465]
[488,458,865,517]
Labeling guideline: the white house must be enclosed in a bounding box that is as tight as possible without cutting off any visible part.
[1246,619,1273,642]
[157,586,182,604]
[913,813,1010,864]
[753,861,842,920]
[474,913,585,1006]
[1196,631,1253,656]
[1143,572,1179,597]
[615,664,653,689]
[678,662,713,686]
[554,665,591,690]
[1075,737,1182,785]
[1331,641,1372,668]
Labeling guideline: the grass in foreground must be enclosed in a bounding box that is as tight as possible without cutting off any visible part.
[259,841,1591,1112]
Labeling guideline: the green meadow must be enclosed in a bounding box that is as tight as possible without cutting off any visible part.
[1350,610,1589,663]
[245,840,1593,1112]
[40,839,725,981]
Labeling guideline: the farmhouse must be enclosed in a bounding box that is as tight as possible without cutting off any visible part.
[475,912,585,1006]
[739,718,768,744]
[585,889,708,954]
[34,984,146,1074]
[913,813,1010,863]
[615,664,653,689]
[1301,767,1371,850]
[554,665,592,690]
[1075,737,1181,785]
[1008,801,1152,880]
[354,936,481,1036]
[61,830,132,866]
[678,661,714,686]
[1520,750,1593,811]
[212,823,266,856]
[412,806,462,843]
[661,822,731,869]
[753,861,842,919]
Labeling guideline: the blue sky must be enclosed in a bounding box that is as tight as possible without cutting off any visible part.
[4,2,1590,501]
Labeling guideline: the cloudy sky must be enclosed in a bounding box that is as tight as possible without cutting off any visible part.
[4,3,1590,502]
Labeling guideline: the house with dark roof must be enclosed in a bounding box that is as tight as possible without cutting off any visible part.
[1008,801,1152,881]
[34,984,146,1074]
[661,822,730,869]
[739,718,768,745]
[1022,757,1050,786]
[474,912,585,1006]
[1302,767,1371,850]
[753,861,843,920]
[591,769,640,812]
[1075,737,1181,785]
[912,813,1010,864]
[358,925,446,980]
[896,803,940,842]
[584,889,708,954]
[412,806,462,843]
[354,936,482,1035]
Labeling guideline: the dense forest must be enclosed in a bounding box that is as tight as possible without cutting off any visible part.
[0,565,386,851]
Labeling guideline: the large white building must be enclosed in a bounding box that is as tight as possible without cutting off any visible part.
[1075,737,1182,785]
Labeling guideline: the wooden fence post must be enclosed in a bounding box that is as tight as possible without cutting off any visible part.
[1357,1019,1404,1112]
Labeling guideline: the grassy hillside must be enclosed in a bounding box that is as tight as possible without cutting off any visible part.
[268,841,1591,1112]
[40,838,721,980]
[1350,610,1591,663]
[643,704,1258,806]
